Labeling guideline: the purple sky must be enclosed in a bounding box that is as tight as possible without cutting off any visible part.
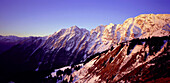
[0,0,170,37]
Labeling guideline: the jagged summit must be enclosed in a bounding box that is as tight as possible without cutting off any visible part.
[51,14,170,47]
[70,25,79,30]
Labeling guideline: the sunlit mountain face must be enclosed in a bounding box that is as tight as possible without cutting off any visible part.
[0,14,169,83]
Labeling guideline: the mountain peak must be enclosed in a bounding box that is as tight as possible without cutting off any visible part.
[70,25,79,29]
[109,23,115,26]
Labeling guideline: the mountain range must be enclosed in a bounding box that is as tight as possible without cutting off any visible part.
[0,14,169,83]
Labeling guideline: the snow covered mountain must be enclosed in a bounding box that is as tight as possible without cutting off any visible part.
[0,14,169,82]
[33,14,170,71]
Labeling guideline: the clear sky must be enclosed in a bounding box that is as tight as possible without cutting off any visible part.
[0,0,170,37]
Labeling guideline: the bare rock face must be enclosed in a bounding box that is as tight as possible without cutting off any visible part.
[69,36,170,83]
